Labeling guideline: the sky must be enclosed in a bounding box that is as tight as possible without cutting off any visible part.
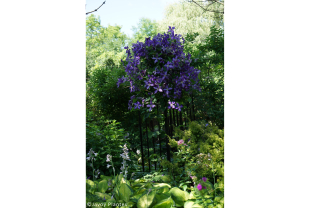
[85,0,180,37]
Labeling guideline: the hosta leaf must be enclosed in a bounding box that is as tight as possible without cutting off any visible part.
[161,175,172,183]
[153,183,171,194]
[154,193,171,203]
[152,196,174,208]
[169,187,187,207]
[94,192,111,200]
[137,190,156,208]
[98,180,108,193]
[184,201,204,208]
[119,183,133,202]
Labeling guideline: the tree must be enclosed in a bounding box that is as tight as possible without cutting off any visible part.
[130,18,159,45]
[185,0,224,15]
[86,15,128,78]
[158,1,223,45]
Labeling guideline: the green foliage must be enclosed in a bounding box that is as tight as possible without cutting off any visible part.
[130,18,159,45]
[169,187,189,207]
[86,118,128,177]
[174,121,224,183]
[86,65,132,122]
[86,14,128,79]
[85,3,225,207]
[160,121,225,207]
[184,26,224,128]
[158,1,223,45]
[86,174,199,208]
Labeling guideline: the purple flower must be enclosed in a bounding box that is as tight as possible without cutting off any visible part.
[154,85,163,94]
[197,183,202,191]
[134,101,142,109]
[168,101,175,109]
[119,26,201,111]
[146,99,155,111]
[144,80,154,89]
[205,124,208,127]
[152,56,161,63]
[175,103,183,111]
[203,186,207,189]
[202,177,207,182]
[87,176,90,179]
[163,86,172,97]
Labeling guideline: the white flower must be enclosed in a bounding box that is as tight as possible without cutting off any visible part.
[106,154,112,162]
[137,150,141,155]
[86,157,90,161]
[94,153,98,156]
[107,164,111,168]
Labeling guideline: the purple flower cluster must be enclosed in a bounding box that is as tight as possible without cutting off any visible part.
[117,26,200,111]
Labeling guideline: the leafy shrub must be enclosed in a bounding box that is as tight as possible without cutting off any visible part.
[159,121,224,207]
[184,26,224,128]
[86,173,204,208]
[87,65,133,123]
[86,117,129,178]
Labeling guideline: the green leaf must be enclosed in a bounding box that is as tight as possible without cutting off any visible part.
[137,190,156,208]
[160,175,172,183]
[169,187,188,207]
[119,183,133,202]
[86,179,96,194]
[184,201,204,208]
[153,183,171,194]
[97,180,108,193]
[154,193,171,203]
[152,196,174,208]
[94,192,111,200]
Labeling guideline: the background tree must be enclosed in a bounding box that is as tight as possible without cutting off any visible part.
[129,18,159,45]
[185,0,224,15]
[86,15,128,79]
[157,1,223,46]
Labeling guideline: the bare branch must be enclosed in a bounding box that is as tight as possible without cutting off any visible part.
[86,1,106,15]
[212,0,224,6]
[187,0,224,14]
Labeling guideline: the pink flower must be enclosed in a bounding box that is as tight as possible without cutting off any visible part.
[202,177,207,182]
[197,183,202,191]
[177,140,184,145]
